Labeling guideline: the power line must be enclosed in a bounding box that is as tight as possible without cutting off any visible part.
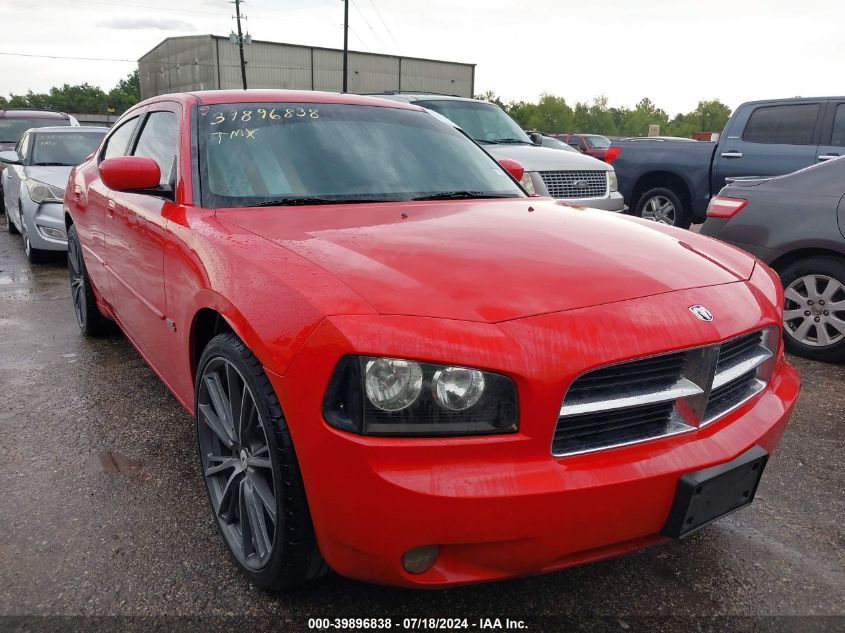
[0,51,136,63]
[366,0,401,53]
[350,0,389,51]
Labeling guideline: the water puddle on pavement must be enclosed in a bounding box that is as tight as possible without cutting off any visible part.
[85,451,143,475]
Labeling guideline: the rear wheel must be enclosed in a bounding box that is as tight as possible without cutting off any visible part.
[196,333,327,590]
[780,257,845,363]
[635,187,691,229]
[67,224,111,336]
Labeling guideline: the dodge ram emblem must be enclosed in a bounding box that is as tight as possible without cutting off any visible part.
[689,305,713,321]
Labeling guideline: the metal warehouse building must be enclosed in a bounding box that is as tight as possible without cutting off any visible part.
[138,35,475,100]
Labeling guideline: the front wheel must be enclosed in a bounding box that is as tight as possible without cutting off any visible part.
[780,257,845,363]
[22,221,48,264]
[195,332,327,590]
[6,205,19,234]
[635,187,691,229]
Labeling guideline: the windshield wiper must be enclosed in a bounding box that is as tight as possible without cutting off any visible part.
[411,191,517,201]
[251,196,391,207]
[33,162,70,166]
[488,138,529,144]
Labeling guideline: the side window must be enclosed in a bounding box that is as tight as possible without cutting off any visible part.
[742,104,820,145]
[102,116,139,160]
[132,111,178,188]
[831,105,845,147]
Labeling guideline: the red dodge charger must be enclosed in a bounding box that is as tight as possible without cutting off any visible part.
[64,90,800,589]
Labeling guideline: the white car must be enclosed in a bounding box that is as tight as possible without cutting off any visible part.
[376,94,625,212]
[1,126,107,263]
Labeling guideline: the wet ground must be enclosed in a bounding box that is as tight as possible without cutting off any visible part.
[1,218,843,631]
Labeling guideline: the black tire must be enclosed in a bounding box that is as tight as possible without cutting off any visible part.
[196,332,327,590]
[6,208,18,234]
[67,224,111,336]
[635,187,692,229]
[779,257,845,363]
[22,221,48,264]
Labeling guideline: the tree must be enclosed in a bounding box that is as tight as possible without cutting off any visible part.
[524,93,573,133]
[0,70,141,114]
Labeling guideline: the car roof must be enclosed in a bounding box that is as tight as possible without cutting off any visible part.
[29,126,108,133]
[0,109,71,119]
[737,96,845,108]
[374,93,481,104]
[127,90,425,113]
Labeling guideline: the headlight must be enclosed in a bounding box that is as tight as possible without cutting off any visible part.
[26,179,65,204]
[323,356,519,436]
[606,170,618,192]
[519,172,536,195]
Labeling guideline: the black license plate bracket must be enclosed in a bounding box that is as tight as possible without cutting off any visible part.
[662,445,768,538]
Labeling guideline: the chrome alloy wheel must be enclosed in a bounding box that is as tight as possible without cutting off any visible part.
[641,195,676,225]
[68,234,86,327]
[197,357,277,570]
[783,274,845,347]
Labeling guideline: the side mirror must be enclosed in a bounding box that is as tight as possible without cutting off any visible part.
[0,150,21,165]
[99,156,161,192]
[498,158,525,182]
[529,132,544,146]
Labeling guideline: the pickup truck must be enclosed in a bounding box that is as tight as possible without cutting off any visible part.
[608,97,845,228]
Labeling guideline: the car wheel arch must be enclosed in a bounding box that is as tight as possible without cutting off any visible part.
[769,247,845,274]
[633,171,692,215]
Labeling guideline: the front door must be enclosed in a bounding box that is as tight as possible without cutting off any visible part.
[104,105,180,370]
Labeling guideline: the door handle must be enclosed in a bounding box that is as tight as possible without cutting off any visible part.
[818,154,840,161]
[720,151,743,158]
[106,199,115,219]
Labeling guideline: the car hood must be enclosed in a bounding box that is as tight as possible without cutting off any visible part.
[218,199,755,323]
[26,165,72,189]
[484,144,611,172]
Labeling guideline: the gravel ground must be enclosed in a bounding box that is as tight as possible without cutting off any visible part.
[0,218,843,632]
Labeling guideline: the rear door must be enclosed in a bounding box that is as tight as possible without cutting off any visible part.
[817,100,845,164]
[712,102,823,191]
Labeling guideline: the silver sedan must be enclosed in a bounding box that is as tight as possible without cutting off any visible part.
[1,126,106,263]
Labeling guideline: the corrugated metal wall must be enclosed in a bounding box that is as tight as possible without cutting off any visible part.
[139,36,474,99]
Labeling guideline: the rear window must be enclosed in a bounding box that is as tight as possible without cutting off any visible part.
[742,104,820,145]
[0,117,70,143]
[586,135,611,149]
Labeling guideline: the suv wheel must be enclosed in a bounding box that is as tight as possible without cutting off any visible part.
[635,187,691,229]
[196,333,327,590]
[780,256,845,363]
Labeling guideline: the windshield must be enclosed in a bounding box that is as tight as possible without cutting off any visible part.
[0,118,70,143]
[197,102,525,208]
[414,100,531,145]
[31,132,104,166]
[585,135,611,149]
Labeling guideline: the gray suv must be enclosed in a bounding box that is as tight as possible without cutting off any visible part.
[376,94,625,212]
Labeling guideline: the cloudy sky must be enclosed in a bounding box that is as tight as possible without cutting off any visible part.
[0,0,842,115]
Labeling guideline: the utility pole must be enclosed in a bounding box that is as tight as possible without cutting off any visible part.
[232,0,248,89]
[342,0,349,93]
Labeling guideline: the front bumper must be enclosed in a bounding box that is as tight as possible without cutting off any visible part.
[21,199,67,251]
[274,280,799,588]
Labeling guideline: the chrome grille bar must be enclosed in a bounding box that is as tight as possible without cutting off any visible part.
[553,328,778,457]
[539,170,608,199]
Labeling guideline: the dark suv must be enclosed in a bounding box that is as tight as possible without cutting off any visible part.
[0,109,78,212]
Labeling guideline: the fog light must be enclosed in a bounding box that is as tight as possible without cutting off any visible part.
[402,545,439,574]
[37,225,66,240]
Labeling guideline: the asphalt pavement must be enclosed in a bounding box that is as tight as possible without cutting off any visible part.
[1,217,843,632]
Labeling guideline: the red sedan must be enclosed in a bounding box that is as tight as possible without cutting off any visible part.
[65,90,800,590]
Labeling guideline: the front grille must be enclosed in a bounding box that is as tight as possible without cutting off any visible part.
[553,328,776,456]
[539,170,608,199]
